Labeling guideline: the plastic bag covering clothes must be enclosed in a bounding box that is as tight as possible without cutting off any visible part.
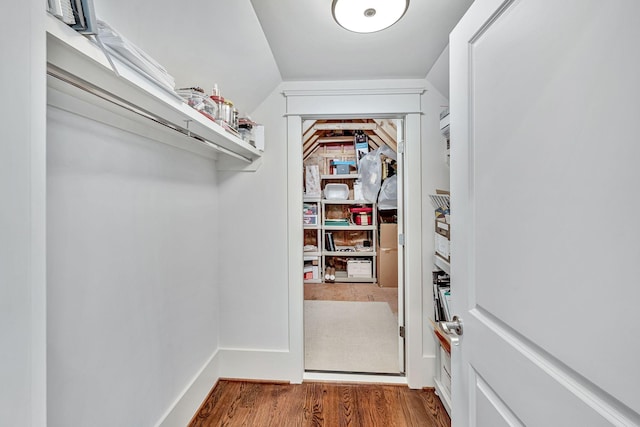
[378,174,397,210]
[360,145,397,202]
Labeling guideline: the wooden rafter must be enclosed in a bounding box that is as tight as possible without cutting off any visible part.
[316,136,354,144]
[303,134,321,159]
[313,123,378,131]
[372,120,398,151]
[368,134,384,151]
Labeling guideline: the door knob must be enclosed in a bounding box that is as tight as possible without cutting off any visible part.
[440,315,463,336]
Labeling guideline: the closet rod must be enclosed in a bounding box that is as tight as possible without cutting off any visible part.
[46,64,252,164]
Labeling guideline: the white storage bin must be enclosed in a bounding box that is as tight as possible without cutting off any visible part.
[324,183,349,200]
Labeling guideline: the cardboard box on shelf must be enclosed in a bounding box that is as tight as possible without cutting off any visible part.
[347,259,372,278]
[377,223,398,287]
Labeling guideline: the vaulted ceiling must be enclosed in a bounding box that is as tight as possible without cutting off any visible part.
[91,0,473,115]
[303,119,398,162]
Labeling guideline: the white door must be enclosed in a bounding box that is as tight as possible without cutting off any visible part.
[450,0,640,425]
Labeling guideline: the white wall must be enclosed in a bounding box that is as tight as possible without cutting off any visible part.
[0,1,46,425]
[426,46,451,101]
[46,106,221,426]
[216,78,450,386]
[215,88,296,379]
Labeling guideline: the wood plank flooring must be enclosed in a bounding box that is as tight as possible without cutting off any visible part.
[189,380,450,427]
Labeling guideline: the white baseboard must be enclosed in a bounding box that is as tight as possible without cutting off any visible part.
[155,350,221,427]
[420,354,437,388]
[218,348,302,383]
[155,348,436,426]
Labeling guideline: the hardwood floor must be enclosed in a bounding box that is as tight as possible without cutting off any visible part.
[189,380,451,427]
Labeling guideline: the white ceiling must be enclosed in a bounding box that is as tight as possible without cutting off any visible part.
[250,0,473,81]
[91,0,472,115]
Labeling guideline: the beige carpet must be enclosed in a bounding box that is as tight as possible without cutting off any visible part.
[304,300,399,374]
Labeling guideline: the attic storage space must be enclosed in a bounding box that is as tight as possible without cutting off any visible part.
[302,119,399,285]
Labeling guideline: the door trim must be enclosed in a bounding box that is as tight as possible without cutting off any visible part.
[283,85,425,387]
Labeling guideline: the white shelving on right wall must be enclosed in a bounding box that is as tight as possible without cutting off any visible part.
[430,105,452,415]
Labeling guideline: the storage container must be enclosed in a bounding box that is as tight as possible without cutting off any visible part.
[349,207,373,225]
[347,259,372,278]
[177,88,217,116]
[332,160,356,175]
[323,183,349,200]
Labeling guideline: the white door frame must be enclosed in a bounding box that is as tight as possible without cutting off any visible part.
[283,87,426,387]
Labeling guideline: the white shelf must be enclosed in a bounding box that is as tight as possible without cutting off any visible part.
[434,255,450,275]
[45,15,262,170]
[323,225,376,231]
[322,199,372,205]
[321,174,361,180]
[323,251,376,256]
[333,271,376,283]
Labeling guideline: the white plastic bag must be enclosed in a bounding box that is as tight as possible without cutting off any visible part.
[378,174,397,210]
[359,145,397,203]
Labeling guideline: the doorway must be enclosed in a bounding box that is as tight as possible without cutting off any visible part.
[301,118,405,375]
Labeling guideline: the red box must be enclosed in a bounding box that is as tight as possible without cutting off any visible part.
[354,213,372,225]
[350,207,372,225]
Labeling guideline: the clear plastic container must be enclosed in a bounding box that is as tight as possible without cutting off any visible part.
[176,88,218,120]
[210,95,225,123]
[222,100,233,126]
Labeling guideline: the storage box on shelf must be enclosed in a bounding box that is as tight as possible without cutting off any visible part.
[435,219,450,263]
[429,191,451,268]
[303,197,322,283]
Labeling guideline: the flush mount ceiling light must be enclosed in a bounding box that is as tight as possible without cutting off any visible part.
[332,0,409,33]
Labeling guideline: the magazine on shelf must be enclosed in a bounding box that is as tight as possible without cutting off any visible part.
[439,286,452,322]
